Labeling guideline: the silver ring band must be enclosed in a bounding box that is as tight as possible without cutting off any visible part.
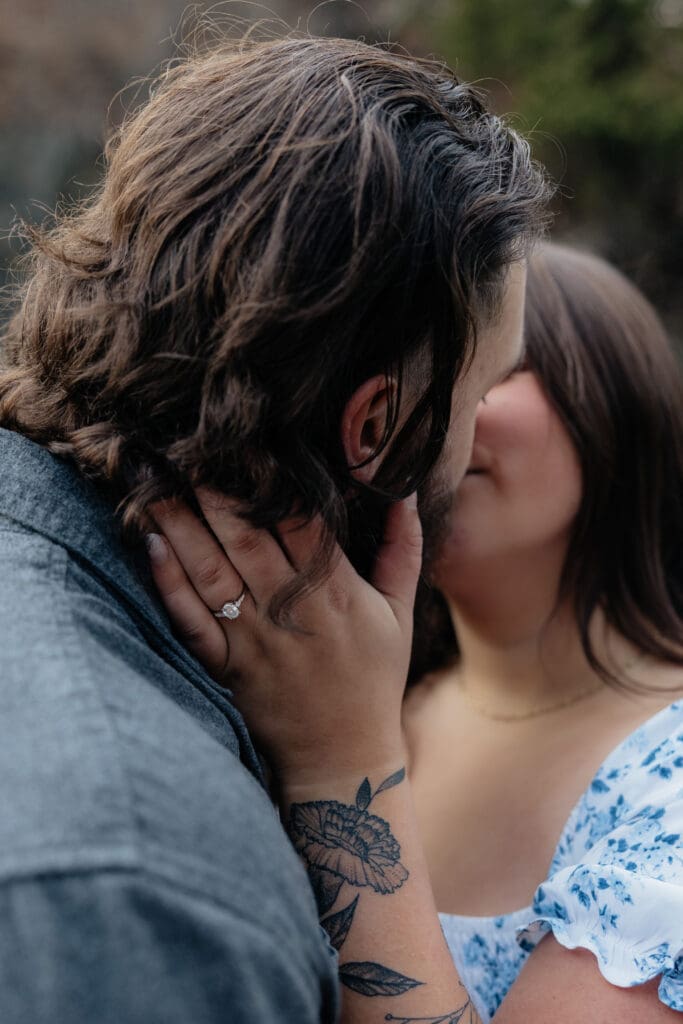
[213,588,247,620]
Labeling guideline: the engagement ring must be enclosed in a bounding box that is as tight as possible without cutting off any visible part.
[213,588,247,620]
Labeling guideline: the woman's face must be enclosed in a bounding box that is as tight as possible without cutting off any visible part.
[434,368,583,589]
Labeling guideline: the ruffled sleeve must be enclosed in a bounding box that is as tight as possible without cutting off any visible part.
[518,866,683,1010]
[517,701,683,1012]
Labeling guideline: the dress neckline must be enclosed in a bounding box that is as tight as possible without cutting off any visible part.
[439,698,682,923]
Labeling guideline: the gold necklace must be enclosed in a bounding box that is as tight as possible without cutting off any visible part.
[459,652,646,723]
[461,679,604,722]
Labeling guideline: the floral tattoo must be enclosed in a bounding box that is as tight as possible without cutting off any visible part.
[287,768,423,997]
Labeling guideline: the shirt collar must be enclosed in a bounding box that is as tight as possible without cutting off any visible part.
[0,427,263,781]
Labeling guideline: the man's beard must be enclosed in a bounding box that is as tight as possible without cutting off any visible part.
[417,473,456,583]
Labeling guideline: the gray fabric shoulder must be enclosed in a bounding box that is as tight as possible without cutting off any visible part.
[0,519,324,956]
[0,443,339,1018]
[0,867,339,1024]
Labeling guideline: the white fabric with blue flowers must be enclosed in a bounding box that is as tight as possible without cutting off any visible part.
[439,700,683,1020]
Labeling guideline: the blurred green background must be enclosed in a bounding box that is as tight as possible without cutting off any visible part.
[1,0,681,343]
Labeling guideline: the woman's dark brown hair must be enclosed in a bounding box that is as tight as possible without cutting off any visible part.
[0,34,549,608]
[410,242,683,685]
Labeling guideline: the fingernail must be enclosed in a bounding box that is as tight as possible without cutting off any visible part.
[145,532,167,563]
[406,492,418,510]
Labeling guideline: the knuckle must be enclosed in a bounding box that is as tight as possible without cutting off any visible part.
[175,621,207,645]
[194,556,226,589]
[159,577,187,601]
[405,532,423,556]
[231,530,261,558]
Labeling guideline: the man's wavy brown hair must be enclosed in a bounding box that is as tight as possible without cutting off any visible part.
[0,35,549,607]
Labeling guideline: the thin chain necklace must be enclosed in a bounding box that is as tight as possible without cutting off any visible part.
[461,678,604,722]
[459,652,646,723]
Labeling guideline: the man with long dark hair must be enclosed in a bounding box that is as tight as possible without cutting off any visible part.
[0,34,548,1022]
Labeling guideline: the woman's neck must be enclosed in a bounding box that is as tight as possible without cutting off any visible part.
[440,553,636,717]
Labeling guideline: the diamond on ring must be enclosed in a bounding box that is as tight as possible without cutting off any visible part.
[213,589,246,620]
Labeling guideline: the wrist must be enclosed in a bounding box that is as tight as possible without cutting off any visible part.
[274,749,408,807]
[269,719,406,794]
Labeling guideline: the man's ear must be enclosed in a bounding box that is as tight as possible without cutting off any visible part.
[341,375,394,483]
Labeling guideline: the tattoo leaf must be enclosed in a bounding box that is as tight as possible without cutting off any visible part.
[355,776,372,811]
[384,991,478,1023]
[308,866,344,915]
[339,961,424,997]
[375,767,406,796]
[321,894,359,951]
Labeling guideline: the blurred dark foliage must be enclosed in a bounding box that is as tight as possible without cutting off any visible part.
[1,0,681,345]
[431,0,683,348]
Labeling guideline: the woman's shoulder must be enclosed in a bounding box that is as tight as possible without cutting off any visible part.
[517,697,683,1013]
[553,695,683,869]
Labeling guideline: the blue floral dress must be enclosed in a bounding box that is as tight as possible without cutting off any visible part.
[439,700,683,1020]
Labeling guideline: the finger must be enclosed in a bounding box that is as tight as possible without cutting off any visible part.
[150,498,245,616]
[277,514,327,572]
[278,513,364,615]
[370,494,423,623]
[194,487,294,605]
[145,532,232,682]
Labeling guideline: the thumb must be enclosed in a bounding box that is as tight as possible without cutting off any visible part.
[370,493,423,622]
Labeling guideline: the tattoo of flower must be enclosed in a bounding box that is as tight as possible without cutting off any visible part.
[288,769,409,895]
[289,768,423,997]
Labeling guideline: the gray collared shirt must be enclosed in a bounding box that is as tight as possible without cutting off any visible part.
[0,427,338,1023]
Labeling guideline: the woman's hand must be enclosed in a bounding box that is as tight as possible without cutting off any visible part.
[146,489,422,784]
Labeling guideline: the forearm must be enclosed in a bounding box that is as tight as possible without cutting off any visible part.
[146,492,481,1019]
[280,764,482,1024]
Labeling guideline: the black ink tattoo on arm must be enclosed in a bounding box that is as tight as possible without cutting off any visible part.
[289,770,483,1021]
[288,768,424,996]
[385,987,481,1023]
